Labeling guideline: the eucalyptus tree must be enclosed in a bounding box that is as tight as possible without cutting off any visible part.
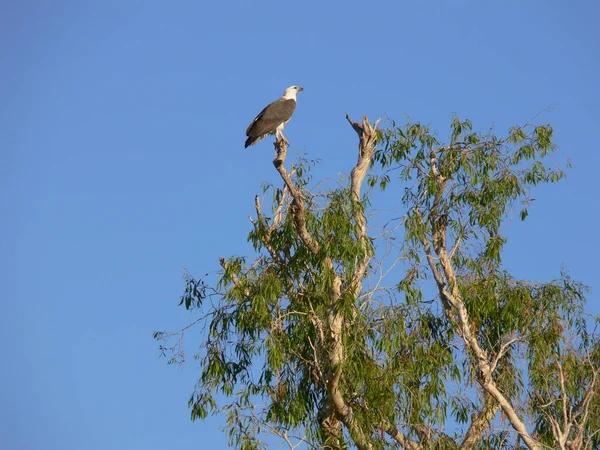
[155,114,599,450]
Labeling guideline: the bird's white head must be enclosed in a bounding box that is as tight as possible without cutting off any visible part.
[282,85,304,100]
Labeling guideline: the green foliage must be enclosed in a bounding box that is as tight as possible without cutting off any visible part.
[155,115,598,450]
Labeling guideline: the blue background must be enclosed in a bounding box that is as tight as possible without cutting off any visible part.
[2,1,598,448]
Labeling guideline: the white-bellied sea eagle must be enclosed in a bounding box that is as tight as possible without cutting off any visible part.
[245,86,303,148]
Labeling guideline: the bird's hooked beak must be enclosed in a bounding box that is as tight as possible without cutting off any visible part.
[298,87,304,92]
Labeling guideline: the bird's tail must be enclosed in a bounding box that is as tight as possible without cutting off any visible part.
[244,137,256,148]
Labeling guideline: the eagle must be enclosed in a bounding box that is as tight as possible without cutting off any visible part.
[245,86,304,148]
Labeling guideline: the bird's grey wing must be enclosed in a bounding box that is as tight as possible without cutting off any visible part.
[246,99,296,137]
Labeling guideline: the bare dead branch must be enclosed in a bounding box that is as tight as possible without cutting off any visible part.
[347,115,380,297]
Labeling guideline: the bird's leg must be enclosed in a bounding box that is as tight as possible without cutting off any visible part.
[277,131,289,147]
[274,124,289,146]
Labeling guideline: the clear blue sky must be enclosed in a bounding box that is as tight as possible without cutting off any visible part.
[2,1,599,449]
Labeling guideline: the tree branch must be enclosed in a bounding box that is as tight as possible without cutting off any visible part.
[557,361,571,443]
[318,403,344,450]
[273,138,323,258]
[425,148,542,450]
[347,114,380,296]
[490,337,522,374]
[413,208,454,319]
[272,134,371,449]
[383,421,422,450]
[461,392,500,449]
